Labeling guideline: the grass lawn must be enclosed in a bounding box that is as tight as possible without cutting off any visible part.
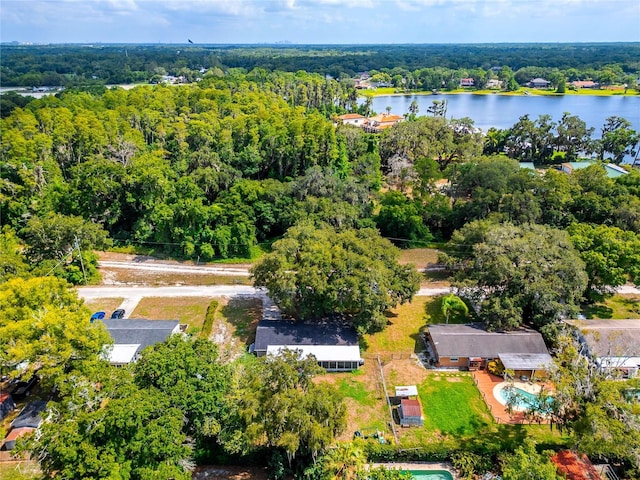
[318,364,390,441]
[582,294,640,319]
[398,248,441,270]
[83,297,124,314]
[131,296,213,332]
[100,267,251,286]
[0,463,39,480]
[418,373,492,437]
[364,297,432,354]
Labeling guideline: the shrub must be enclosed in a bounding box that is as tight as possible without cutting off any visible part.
[487,359,504,376]
[200,300,219,339]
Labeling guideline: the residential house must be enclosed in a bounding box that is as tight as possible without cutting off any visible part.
[337,113,367,126]
[10,401,47,430]
[571,80,599,89]
[559,161,629,179]
[0,393,15,421]
[567,319,640,378]
[528,78,551,88]
[426,323,552,376]
[102,319,182,365]
[460,78,475,87]
[252,320,363,371]
[486,79,503,89]
[363,113,404,133]
[1,427,34,451]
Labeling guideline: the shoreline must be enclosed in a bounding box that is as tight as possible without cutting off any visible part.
[359,89,639,98]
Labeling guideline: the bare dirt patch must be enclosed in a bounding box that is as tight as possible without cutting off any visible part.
[214,297,263,360]
[446,377,463,382]
[98,267,250,286]
[382,358,430,388]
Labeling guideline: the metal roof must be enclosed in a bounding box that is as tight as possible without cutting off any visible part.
[395,385,418,397]
[498,353,553,371]
[428,323,549,358]
[266,345,362,363]
[400,399,422,418]
[104,344,141,365]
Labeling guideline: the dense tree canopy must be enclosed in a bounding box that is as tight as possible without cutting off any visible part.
[445,221,588,335]
[252,224,421,333]
[0,276,110,382]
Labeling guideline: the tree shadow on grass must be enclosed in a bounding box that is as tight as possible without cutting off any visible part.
[220,297,263,346]
[581,303,614,319]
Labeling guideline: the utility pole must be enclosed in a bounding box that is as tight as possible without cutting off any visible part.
[74,236,88,285]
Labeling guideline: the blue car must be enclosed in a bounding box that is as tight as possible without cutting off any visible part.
[90,311,106,322]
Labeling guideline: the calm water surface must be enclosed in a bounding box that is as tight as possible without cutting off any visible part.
[371,93,640,133]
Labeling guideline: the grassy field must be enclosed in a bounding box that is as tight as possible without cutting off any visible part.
[582,294,640,319]
[0,463,39,480]
[398,248,441,270]
[131,296,213,332]
[83,297,124,314]
[100,267,251,286]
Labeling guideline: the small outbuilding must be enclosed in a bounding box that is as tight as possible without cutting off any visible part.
[399,398,424,427]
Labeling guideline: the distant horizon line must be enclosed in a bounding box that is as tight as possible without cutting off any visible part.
[2,41,639,47]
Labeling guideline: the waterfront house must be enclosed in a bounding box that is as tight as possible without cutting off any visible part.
[528,78,551,88]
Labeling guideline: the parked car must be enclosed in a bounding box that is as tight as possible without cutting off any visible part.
[90,311,106,322]
[12,375,39,400]
[110,309,125,319]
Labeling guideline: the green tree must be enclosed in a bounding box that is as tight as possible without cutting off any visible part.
[30,371,191,480]
[232,350,346,467]
[598,116,639,164]
[0,226,30,283]
[500,439,561,480]
[445,222,588,333]
[0,277,110,382]
[440,294,469,324]
[567,223,640,299]
[133,336,230,440]
[251,224,421,333]
[374,191,433,247]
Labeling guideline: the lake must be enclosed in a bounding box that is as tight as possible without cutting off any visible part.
[370,93,640,134]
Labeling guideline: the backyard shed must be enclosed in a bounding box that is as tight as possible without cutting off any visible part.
[253,320,363,371]
[399,398,423,427]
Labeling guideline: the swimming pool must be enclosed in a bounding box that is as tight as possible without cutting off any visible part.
[497,385,552,412]
[405,470,454,480]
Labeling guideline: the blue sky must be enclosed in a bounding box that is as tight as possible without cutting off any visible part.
[1,0,639,44]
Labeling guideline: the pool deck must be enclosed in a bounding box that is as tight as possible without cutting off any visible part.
[472,370,551,424]
[371,463,456,478]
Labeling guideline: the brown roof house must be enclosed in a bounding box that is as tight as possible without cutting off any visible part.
[426,323,552,376]
[363,113,404,133]
[336,113,366,127]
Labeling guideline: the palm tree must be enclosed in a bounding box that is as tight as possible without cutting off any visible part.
[441,294,469,324]
[321,442,366,480]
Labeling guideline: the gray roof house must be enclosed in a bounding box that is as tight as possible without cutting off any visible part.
[426,323,551,372]
[528,78,551,88]
[102,319,181,365]
[567,319,640,378]
[252,320,363,371]
[10,401,48,429]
